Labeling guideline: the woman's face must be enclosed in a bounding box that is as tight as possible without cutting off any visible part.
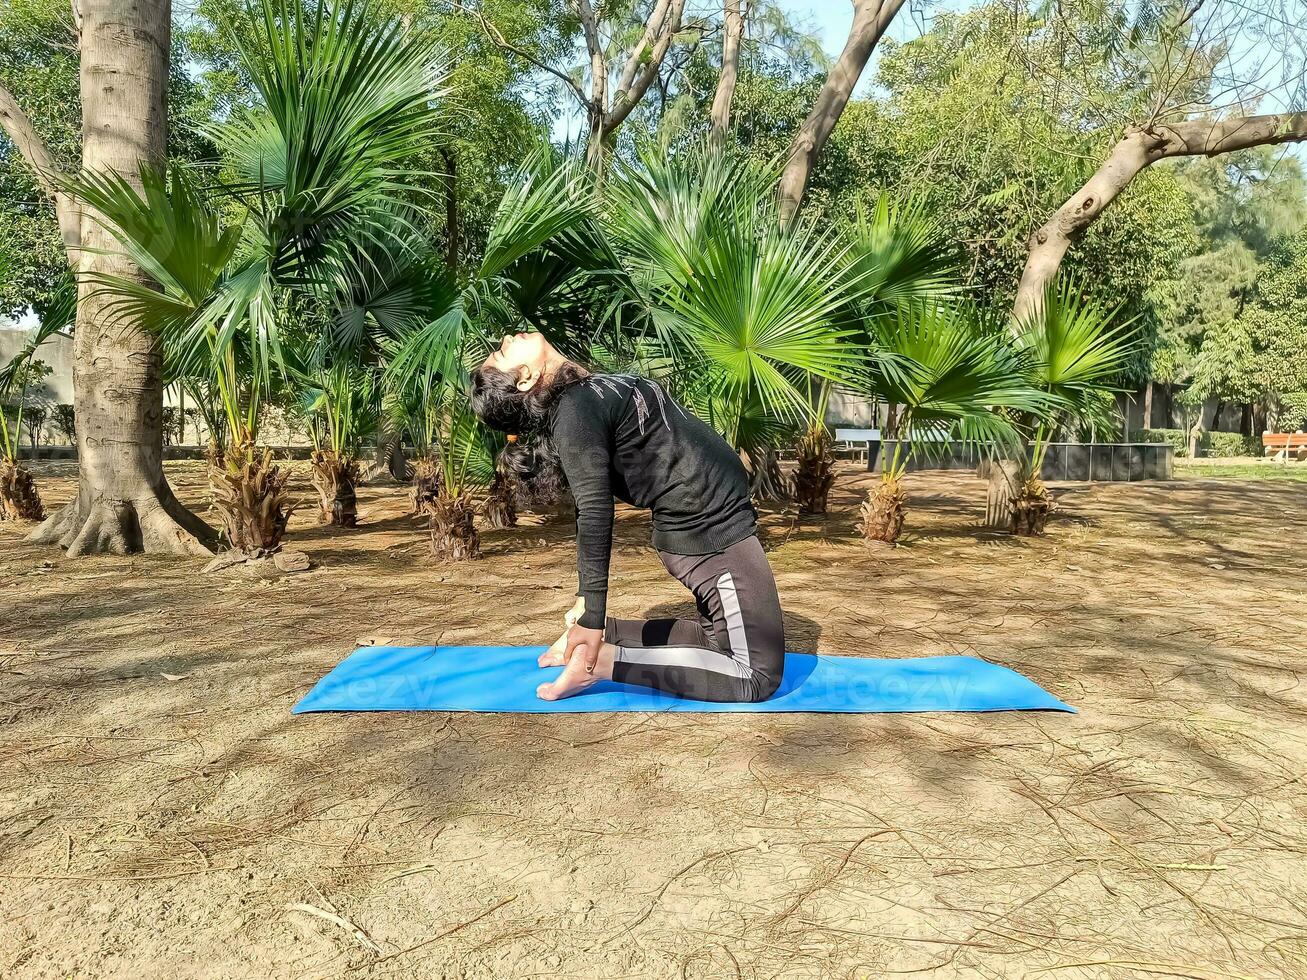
[483,332,551,391]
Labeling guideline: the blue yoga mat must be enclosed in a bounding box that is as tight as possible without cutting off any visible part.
[293,646,1074,714]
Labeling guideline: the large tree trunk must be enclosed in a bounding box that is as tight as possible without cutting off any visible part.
[1014,113,1307,321]
[777,0,906,226]
[709,0,744,147]
[1142,380,1154,431]
[23,0,213,556]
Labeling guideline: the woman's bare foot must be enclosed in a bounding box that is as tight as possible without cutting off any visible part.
[538,630,568,667]
[537,642,617,701]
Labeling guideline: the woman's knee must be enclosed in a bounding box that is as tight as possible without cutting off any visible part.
[748,670,782,703]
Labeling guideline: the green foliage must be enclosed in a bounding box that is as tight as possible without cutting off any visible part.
[1013,280,1138,446]
[1206,432,1261,458]
[1130,428,1189,456]
[1182,232,1307,426]
[866,301,1044,477]
[602,148,870,450]
[0,0,220,321]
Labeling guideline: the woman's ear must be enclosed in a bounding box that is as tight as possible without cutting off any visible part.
[515,366,539,393]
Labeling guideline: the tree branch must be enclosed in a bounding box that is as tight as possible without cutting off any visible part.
[0,82,81,262]
[605,0,687,131]
[575,0,608,120]
[710,0,744,145]
[1013,111,1307,320]
[777,0,906,227]
[614,0,672,98]
[441,0,588,110]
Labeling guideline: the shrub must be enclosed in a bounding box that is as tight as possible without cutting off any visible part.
[1131,428,1189,457]
[1207,432,1261,457]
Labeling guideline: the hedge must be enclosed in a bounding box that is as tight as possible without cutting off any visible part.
[1130,428,1189,457]
[1207,432,1262,457]
[1130,428,1262,457]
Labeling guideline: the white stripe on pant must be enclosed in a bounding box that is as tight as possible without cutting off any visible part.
[604,535,784,702]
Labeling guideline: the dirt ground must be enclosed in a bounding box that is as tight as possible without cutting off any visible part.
[2,461,1305,979]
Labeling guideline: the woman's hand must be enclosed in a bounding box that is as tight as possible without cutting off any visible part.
[563,624,606,673]
[564,596,586,629]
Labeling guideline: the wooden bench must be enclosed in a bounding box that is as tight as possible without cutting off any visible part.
[1263,432,1307,460]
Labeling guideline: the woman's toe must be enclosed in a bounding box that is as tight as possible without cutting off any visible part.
[536,681,559,701]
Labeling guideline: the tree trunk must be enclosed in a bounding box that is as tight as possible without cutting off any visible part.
[1187,396,1219,458]
[207,443,294,555]
[745,447,789,503]
[859,475,906,544]
[440,146,459,268]
[411,456,440,515]
[793,423,835,515]
[0,458,46,522]
[709,0,744,146]
[984,458,1021,532]
[1142,380,1153,431]
[777,0,906,226]
[364,428,409,484]
[1014,113,1307,321]
[1012,476,1053,536]
[309,450,360,527]
[428,490,480,562]
[579,0,687,169]
[26,0,214,556]
[884,401,899,439]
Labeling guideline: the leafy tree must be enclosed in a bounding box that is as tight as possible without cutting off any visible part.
[0,0,219,321]
[1154,150,1307,440]
[1188,233,1307,432]
[1011,0,1307,318]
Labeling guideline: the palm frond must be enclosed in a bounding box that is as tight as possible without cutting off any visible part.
[868,300,1048,463]
[846,193,961,308]
[1013,278,1138,423]
[215,0,451,284]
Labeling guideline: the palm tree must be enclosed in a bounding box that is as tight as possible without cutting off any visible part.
[384,151,607,558]
[603,147,871,501]
[794,193,962,514]
[858,301,1047,545]
[64,0,450,554]
[993,280,1137,535]
[0,356,48,522]
[298,359,380,526]
[0,281,75,522]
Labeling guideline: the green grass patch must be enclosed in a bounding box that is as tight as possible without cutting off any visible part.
[1173,460,1307,481]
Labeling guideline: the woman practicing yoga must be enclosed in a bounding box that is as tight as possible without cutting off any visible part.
[471,332,785,704]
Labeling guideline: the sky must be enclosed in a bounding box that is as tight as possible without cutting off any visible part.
[548,0,958,140]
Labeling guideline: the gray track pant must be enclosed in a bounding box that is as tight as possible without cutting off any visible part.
[604,535,785,703]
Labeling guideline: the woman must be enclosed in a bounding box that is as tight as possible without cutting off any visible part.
[471,332,785,703]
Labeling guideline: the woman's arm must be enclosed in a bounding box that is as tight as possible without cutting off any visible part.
[553,394,615,631]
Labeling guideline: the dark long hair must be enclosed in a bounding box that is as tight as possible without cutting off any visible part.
[470,360,588,504]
